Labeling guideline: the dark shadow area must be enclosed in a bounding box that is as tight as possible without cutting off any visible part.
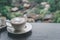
[8,31,32,39]
[0,27,6,33]
[0,27,7,38]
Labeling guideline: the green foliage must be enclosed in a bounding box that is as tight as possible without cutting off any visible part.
[0,6,23,20]
[0,0,12,5]
[29,0,43,3]
[0,0,60,23]
[56,1,60,10]
[0,0,12,19]
[8,12,23,19]
[47,0,60,12]
[53,11,60,23]
[13,12,23,17]
[26,8,40,14]
[28,0,60,12]
[19,6,24,10]
[47,0,55,12]
[40,9,51,19]
[0,0,7,3]
[26,4,44,14]
[57,18,60,23]
[0,6,11,17]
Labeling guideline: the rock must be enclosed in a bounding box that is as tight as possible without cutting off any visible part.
[24,14,27,17]
[45,4,50,8]
[43,21,50,23]
[11,7,19,12]
[41,2,47,6]
[23,3,30,9]
[41,2,50,10]
[43,14,53,23]
[27,18,35,22]
[31,14,40,20]
[22,0,29,2]
[43,19,53,23]
[43,14,53,20]
[25,13,40,20]
[48,19,53,23]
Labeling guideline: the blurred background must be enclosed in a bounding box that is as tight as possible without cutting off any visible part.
[0,0,60,23]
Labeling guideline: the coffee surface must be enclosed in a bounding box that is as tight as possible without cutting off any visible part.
[11,17,26,24]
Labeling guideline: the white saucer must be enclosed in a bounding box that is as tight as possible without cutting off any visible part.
[6,22,32,34]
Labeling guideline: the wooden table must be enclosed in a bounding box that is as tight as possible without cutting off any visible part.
[0,23,60,40]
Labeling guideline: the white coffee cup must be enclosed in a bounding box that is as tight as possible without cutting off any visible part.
[11,17,27,31]
[0,17,6,26]
[0,18,2,26]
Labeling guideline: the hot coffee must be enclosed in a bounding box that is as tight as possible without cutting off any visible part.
[11,17,27,31]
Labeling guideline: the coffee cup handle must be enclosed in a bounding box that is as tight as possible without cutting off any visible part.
[6,20,15,31]
[6,20,11,23]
